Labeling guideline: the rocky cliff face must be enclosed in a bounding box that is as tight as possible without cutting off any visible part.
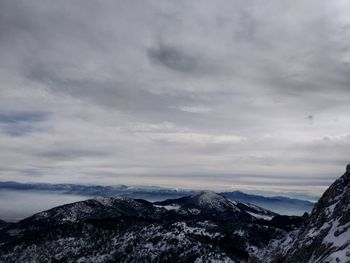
[256,165,350,263]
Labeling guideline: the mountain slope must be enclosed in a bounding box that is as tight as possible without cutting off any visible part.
[22,197,164,224]
[0,219,7,229]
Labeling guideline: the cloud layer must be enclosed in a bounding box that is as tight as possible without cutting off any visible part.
[1,0,350,196]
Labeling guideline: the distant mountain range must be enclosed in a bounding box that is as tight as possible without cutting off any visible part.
[221,191,314,216]
[0,164,349,262]
[0,181,314,215]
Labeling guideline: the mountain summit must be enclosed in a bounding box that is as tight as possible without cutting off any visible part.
[188,190,234,210]
[155,190,241,211]
[154,190,278,221]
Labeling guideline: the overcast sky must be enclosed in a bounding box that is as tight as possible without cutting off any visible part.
[1,0,350,196]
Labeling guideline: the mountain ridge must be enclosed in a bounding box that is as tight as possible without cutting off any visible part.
[0,190,300,262]
[0,181,314,217]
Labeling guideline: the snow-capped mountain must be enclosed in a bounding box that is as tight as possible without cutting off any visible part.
[21,197,165,224]
[0,191,299,262]
[0,165,349,262]
[154,190,283,222]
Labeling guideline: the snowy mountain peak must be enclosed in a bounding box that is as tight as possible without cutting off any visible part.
[94,196,125,206]
[193,190,227,204]
[185,190,239,212]
[194,190,219,196]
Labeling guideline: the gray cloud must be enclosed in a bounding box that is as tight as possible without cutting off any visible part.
[148,44,200,73]
[0,0,350,196]
[0,112,49,136]
[147,42,224,75]
[0,112,48,124]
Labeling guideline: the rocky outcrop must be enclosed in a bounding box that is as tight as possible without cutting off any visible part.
[259,164,350,263]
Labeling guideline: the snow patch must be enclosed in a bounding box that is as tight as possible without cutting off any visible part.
[247,211,274,221]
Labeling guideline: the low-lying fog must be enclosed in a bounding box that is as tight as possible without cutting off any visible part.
[0,190,87,222]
